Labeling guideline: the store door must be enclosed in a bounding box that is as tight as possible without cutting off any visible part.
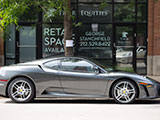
[114,25,136,72]
[16,26,37,63]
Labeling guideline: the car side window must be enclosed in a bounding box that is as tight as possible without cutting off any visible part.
[60,58,95,73]
[44,60,60,70]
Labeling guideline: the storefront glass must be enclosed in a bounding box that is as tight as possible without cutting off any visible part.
[4,0,148,74]
[5,25,16,65]
[78,24,112,59]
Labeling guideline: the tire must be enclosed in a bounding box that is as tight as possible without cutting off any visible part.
[111,79,138,104]
[8,77,35,103]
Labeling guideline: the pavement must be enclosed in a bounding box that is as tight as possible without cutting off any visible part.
[0,98,160,120]
[0,76,160,120]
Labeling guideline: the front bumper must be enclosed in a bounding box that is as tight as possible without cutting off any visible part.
[138,78,160,99]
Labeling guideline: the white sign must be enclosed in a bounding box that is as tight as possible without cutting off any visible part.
[66,40,73,47]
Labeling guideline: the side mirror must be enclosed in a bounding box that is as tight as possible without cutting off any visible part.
[94,66,100,74]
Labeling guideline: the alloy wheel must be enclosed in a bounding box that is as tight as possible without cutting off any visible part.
[8,78,35,103]
[113,80,137,103]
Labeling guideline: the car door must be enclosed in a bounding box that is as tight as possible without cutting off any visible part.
[59,58,108,96]
[41,59,63,93]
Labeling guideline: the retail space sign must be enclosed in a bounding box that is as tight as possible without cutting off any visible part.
[79,24,111,50]
[43,27,75,56]
[78,24,112,58]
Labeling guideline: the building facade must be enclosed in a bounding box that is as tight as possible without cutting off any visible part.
[148,0,160,75]
[0,0,159,75]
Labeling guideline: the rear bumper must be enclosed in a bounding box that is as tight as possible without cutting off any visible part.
[0,72,9,97]
[0,81,8,97]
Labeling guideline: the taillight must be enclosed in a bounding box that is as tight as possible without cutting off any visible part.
[0,79,8,82]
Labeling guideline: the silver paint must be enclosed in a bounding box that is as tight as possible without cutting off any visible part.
[0,57,160,101]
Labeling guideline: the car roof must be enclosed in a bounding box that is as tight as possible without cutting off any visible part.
[18,56,89,65]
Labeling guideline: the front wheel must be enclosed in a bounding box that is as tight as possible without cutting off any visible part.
[112,80,138,104]
[8,78,35,103]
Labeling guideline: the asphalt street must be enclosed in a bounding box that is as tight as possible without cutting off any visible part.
[0,98,160,120]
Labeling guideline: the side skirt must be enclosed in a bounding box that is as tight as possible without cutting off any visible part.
[37,92,109,99]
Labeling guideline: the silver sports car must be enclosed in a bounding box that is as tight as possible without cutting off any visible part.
[0,57,160,104]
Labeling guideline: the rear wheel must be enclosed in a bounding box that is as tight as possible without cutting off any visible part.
[8,78,35,103]
[112,80,138,104]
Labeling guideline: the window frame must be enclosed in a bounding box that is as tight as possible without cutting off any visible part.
[43,59,60,70]
[59,58,102,73]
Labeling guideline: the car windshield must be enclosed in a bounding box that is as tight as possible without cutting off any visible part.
[87,58,110,72]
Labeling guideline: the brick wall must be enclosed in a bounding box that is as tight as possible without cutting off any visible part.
[148,0,160,75]
[148,0,160,56]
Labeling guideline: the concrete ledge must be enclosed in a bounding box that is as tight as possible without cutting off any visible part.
[0,55,4,66]
[0,97,6,99]
[147,76,160,82]
[147,56,153,75]
[147,55,160,76]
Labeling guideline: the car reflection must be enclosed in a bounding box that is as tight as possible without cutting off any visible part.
[116,46,146,64]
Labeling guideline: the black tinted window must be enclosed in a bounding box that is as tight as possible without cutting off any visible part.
[61,58,95,73]
[44,60,60,70]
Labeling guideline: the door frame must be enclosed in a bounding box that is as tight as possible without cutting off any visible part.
[113,23,137,72]
[15,23,42,63]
